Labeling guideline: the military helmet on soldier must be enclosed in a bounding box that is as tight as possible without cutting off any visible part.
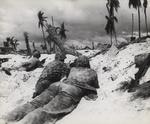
[55,52,66,62]
[33,50,41,58]
[73,55,90,68]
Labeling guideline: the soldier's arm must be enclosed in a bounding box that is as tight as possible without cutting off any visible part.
[21,61,31,67]
[62,64,71,78]
[84,90,98,101]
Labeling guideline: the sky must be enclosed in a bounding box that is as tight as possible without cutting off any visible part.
[0,0,150,43]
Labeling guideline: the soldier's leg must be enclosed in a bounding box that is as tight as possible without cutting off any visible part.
[17,93,78,124]
[16,108,53,124]
[5,84,58,122]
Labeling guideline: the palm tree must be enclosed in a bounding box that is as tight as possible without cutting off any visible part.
[9,37,19,51]
[37,11,48,52]
[5,37,19,51]
[23,32,31,55]
[143,0,148,36]
[129,0,142,38]
[105,15,118,46]
[105,0,120,46]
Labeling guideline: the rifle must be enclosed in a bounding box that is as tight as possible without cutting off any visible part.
[0,58,10,63]
[0,67,11,75]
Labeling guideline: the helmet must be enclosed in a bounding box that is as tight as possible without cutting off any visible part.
[73,56,90,68]
[55,52,66,62]
[33,50,41,58]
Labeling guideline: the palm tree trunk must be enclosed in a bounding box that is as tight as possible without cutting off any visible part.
[25,40,31,55]
[110,31,113,46]
[132,13,134,37]
[113,24,118,45]
[14,44,16,51]
[24,32,31,55]
[32,42,36,51]
[114,31,118,45]
[47,40,51,53]
[41,27,49,53]
[51,16,54,26]
[92,42,94,50]
[51,16,56,53]
[53,42,56,53]
[144,8,148,36]
[138,6,141,38]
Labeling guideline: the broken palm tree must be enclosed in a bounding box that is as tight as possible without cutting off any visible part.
[45,23,81,56]
[23,32,31,55]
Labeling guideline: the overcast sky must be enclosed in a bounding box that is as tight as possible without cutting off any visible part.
[0,0,150,43]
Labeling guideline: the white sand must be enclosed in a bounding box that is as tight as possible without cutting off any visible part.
[1,40,150,124]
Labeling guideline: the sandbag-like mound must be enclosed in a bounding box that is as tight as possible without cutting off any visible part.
[133,81,150,99]
[134,53,150,68]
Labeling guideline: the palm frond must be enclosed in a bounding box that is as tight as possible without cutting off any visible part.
[105,16,109,20]
[6,37,11,42]
[37,11,47,29]
[129,0,141,9]
[10,37,14,41]
[113,0,120,12]
[143,0,148,8]
[113,16,118,23]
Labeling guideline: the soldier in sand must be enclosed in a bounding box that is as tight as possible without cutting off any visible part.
[0,50,42,75]
[5,56,99,124]
[32,52,70,98]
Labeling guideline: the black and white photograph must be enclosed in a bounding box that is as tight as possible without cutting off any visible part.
[0,0,150,124]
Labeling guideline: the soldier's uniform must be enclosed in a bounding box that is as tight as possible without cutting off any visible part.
[0,50,41,75]
[22,50,41,72]
[6,56,99,124]
[32,52,69,98]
